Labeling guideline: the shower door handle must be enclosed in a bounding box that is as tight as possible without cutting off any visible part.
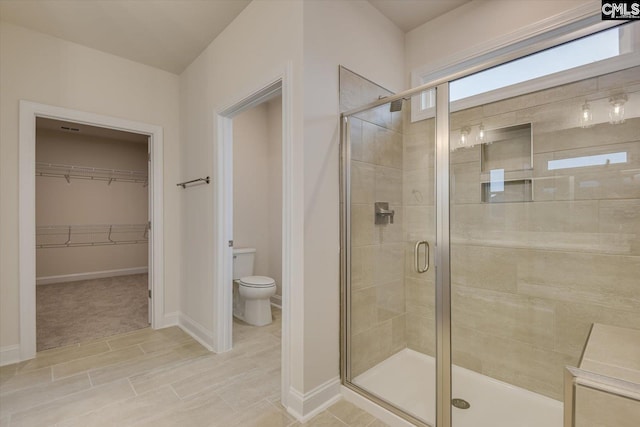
[414,240,430,273]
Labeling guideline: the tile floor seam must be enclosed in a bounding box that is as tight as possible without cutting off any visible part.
[3,308,388,427]
[365,417,379,426]
[19,342,113,373]
[55,380,137,425]
[88,347,189,385]
[173,382,219,401]
[214,388,237,412]
[168,383,182,400]
[1,377,94,422]
[328,411,351,426]
[65,347,150,383]
[50,347,123,380]
[127,377,138,397]
[137,343,147,355]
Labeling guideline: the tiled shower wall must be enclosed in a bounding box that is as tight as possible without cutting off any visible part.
[447,66,640,400]
[402,111,436,355]
[343,65,639,400]
[341,67,407,377]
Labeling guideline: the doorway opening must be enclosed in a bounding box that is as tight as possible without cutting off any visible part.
[19,101,165,361]
[35,118,151,351]
[226,91,283,403]
[214,73,297,410]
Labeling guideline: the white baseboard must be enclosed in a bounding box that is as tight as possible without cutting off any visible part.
[36,267,149,285]
[341,386,414,427]
[177,312,215,352]
[287,376,341,422]
[271,294,282,309]
[0,345,21,367]
[163,311,180,328]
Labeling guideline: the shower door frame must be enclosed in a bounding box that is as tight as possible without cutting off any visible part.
[339,14,630,427]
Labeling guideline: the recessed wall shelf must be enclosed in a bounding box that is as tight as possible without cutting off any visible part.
[35,162,148,186]
[480,123,533,203]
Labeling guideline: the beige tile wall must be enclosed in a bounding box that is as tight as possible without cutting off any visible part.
[402,109,436,356]
[343,65,640,402]
[575,385,640,427]
[448,66,640,400]
[341,67,407,377]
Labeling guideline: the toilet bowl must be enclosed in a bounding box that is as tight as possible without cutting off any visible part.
[234,275,276,326]
[232,248,276,326]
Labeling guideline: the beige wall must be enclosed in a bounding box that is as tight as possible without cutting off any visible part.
[267,98,283,293]
[233,97,282,294]
[179,0,306,393]
[302,0,405,389]
[180,0,404,396]
[36,129,148,278]
[0,22,181,349]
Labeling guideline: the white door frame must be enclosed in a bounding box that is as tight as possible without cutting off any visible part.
[213,64,296,409]
[18,101,165,361]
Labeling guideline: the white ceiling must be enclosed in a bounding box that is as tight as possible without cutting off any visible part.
[368,0,472,32]
[0,0,251,74]
[0,0,469,75]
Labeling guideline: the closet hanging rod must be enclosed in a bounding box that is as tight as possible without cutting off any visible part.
[177,176,210,188]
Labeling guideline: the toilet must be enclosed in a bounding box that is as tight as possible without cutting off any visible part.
[232,247,276,326]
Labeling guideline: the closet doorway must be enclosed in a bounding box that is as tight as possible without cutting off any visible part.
[35,118,151,351]
[19,101,165,361]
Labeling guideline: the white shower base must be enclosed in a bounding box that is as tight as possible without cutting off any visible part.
[353,349,562,427]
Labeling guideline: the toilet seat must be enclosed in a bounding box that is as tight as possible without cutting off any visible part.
[239,275,275,288]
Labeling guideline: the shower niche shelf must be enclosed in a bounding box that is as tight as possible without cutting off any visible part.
[480,123,533,203]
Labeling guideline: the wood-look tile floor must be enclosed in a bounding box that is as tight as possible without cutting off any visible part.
[0,308,387,426]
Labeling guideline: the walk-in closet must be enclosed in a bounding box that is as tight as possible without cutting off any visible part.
[35,118,150,351]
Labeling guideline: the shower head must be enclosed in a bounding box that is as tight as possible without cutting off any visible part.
[389,98,403,112]
[378,95,407,113]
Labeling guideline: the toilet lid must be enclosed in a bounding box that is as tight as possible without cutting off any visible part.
[240,275,275,287]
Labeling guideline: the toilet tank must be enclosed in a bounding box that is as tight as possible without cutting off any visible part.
[233,248,256,280]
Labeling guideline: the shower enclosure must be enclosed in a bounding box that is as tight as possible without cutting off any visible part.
[340,18,640,427]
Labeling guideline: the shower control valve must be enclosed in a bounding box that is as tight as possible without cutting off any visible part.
[375,202,395,225]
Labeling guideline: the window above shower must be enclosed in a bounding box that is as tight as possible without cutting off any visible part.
[412,21,640,121]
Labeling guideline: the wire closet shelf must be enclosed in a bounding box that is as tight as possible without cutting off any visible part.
[36,162,148,186]
[36,224,149,248]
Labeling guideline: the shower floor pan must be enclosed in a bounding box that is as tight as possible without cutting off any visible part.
[353,348,562,427]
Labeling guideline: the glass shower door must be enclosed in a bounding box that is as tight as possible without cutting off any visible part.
[343,88,438,426]
[449,24,640,427]
[342,20,639,427]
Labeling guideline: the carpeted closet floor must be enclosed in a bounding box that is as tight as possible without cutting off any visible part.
[36,273,149,351]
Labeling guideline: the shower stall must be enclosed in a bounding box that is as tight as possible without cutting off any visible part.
[340,18,640,427]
